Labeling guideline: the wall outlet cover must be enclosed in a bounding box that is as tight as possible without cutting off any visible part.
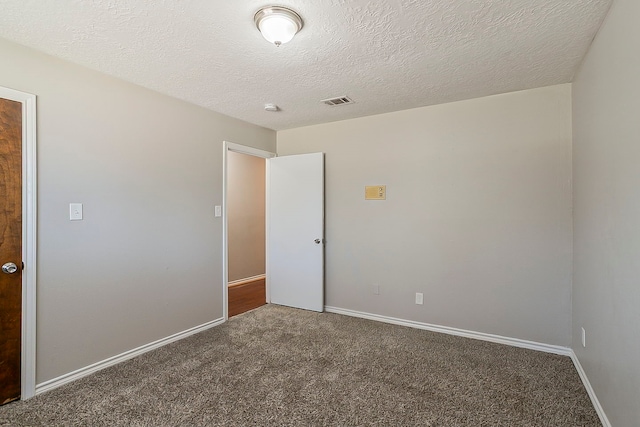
[69,203,83,221]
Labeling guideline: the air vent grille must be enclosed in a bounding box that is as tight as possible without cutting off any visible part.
[321,96,354,106]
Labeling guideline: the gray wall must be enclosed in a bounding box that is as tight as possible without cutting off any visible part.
[0,38,276,383]
[572,0,640,424]
[278,84,573,346]
[227,151,265,282]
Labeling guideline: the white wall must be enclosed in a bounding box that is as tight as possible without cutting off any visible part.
[0,38,276,383]
[572,0,640,424]
[278,84,573,346]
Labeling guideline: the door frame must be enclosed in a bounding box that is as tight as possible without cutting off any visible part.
[0,86,37,400]
[222,141,275,320]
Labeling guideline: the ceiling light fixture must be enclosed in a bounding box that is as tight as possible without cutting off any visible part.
[254,6,303,47]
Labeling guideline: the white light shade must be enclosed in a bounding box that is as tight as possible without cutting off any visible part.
[255,7,303,46]
[259,15,297,45]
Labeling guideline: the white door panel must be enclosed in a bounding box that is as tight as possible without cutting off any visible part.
[267,153,324,312]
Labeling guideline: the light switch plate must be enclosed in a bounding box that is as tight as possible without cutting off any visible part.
[70,203,83,221]
[214,205,222,217]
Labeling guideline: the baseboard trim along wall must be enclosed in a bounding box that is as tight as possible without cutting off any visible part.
[228,274,266,288]
[35,317,226,395]
[325,305,610,426]
[325,306,571,355]
[569,351,612,427]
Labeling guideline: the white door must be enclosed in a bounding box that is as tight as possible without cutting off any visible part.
[267,153,324,312]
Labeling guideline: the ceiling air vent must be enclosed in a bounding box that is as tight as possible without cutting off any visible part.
[321,96,354,106]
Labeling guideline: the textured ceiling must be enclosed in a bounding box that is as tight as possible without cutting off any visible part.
[0,0,611,130]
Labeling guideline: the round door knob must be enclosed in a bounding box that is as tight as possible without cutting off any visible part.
[314,239,321,244]
[2,262,18,274]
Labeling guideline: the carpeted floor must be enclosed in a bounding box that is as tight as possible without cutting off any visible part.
[1,304,600,426]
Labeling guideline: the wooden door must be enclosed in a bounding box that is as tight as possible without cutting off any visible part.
[0,97,22,404]
[267,153,324,312]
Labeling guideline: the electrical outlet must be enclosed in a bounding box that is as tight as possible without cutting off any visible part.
[69,203,83,221]
[415,292,423,305]
[372,284,380,295]
[581,327,586,348]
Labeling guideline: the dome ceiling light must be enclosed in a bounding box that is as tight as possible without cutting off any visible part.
[254,6,303,47]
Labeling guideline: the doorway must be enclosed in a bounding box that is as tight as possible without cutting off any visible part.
[222,142,325,319]
[0,86,37,401]
[222,142,275,320]
[226,150,266,317]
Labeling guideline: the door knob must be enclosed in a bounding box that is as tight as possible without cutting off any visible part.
[2,262,18,274]
[314,239,322,244]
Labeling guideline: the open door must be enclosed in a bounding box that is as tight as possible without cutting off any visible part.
[0,97,23,404]
[0,87,36,401]
[267,153,324,312]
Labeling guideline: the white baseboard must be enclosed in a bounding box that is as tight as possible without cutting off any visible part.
[35,317,226,395]
[324,306,571,356]
[228,274,266,288]
[569,350,611,427]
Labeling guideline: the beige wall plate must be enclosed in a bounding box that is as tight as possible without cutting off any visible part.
[365,185,386,200]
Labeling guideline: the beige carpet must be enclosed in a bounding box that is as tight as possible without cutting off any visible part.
[0,304,600,426]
